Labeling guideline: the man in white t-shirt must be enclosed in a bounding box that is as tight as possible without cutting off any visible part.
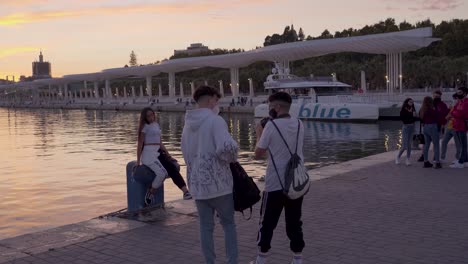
[253,92,305,264]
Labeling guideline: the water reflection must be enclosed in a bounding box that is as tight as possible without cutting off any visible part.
[0,108,402,240]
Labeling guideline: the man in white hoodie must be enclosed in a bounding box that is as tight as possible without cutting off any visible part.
[181,86,239,264]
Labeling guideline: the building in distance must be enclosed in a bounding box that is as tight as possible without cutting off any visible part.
[174,43,210,56]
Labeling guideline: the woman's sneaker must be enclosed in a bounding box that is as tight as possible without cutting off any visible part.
[395,155,400,165]
[433,162,442,169]
[405,158,411,166]
[449,162,464,169]
[183,191,192,200]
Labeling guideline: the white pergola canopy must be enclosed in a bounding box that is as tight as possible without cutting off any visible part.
[1,27,438,91]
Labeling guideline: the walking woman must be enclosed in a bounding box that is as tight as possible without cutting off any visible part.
[136,107,192,199]
[396,98,416,166]
[419,97,442,169]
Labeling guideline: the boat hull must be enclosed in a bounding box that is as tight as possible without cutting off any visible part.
[254,103,379,121]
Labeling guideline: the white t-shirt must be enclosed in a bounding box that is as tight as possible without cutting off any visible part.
[141,123,161,144]
[257,118,305,192]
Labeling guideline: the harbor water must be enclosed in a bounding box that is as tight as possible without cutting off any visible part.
[0,107,404,240]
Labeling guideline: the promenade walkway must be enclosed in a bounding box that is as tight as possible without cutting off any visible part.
[1,145,467,264]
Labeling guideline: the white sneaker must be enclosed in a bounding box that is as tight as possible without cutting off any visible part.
[291,255,303,264]
[251,254,266,264]
[405,158,411,166]
[395,155,400,165]
[452,159,459,164]
[449,162,464,169]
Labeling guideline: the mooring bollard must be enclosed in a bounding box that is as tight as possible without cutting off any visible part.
[126,161,164,212]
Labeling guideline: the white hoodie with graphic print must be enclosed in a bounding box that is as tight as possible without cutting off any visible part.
[181,108,238,200]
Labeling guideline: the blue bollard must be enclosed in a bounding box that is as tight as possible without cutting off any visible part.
[126,161,164,212]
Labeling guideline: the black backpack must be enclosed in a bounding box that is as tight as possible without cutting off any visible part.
[230,162,261,220]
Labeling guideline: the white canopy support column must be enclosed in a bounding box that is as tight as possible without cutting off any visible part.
[179,82,184,98]
[105,79,111,98]
[190,82,195,97]
[248,78,254,97]
[399,53,403,94]
[230,68,239,97]
[146,76,153,97]
[114,87,119,98]
[218,80,224,97]
[168,72,176,97]
[101,88,106,98]
[158,84,162,97]
[131,86,136,97]
[123,86,127,98]
[204,80,208,86]
[139,85,144,97]
[386,53,402,94]
[48,84,52,100]
[360,71,366,93]
[84,81,88,98]
[94,81,99,98]
[63,83,68,100]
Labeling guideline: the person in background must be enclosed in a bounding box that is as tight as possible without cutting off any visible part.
[419,96,442,169]
[396,98,416,166]
[441,93,461,164]
[448,87,468,169]
[181,86,239,264]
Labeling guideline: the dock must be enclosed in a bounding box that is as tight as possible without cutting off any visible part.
[1,144,467,264]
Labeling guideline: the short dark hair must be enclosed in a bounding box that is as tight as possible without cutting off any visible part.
[193,85,221,102]
[268,92,292,105]
[458,87,468,94]
[433,90,442,96]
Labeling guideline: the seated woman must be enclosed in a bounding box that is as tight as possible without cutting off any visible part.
[136,107,192,200]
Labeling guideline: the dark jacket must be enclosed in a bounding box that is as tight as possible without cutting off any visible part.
[400,107,416,124]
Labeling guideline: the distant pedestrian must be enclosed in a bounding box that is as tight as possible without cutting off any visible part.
[181,86,239,264]
[419,97,442,169]
[448,87,468,168]
[440,93,462,164]
[253,92,306,264]
[396,98,416,166]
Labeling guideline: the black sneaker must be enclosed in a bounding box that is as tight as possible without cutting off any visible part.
[423,161,432,168]
[433,162,442,169]
[418,155,424,162]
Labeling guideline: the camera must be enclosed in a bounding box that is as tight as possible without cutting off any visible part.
[260,117,271,128]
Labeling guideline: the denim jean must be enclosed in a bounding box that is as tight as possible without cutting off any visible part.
[195,193,238,264]
[455,131,468,164]
[398,124,414,159]
[441,128,461,160]
[423,124,440,162]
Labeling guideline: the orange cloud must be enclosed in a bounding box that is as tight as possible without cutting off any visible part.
[0,47,36,58]
[0,0,273,26]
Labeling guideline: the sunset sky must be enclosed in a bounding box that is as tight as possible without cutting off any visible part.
[0,0,466,79]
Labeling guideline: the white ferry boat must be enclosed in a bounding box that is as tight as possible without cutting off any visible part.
[254,64,379,121]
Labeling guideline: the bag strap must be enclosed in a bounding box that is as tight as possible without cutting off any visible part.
[268,148,285,191]
[241,207,253,220]
[270,120,294,155]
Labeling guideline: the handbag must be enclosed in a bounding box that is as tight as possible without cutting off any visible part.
[230,162,261,220]
[412,122,425,145]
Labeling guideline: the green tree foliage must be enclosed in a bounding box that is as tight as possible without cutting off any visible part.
[129,50,138,66]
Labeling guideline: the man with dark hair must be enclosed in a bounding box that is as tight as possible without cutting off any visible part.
[181,85,238,263]
[253,92,305,264]
[449,87,468,168]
